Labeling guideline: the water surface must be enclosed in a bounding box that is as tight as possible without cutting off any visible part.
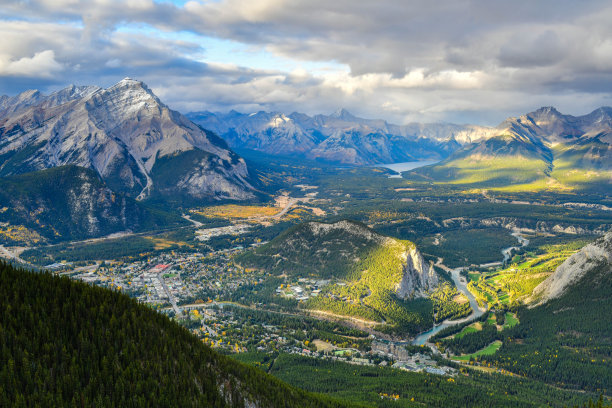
[375,160,440,178]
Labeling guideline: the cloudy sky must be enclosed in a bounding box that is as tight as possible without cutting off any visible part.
[1,0,612,124]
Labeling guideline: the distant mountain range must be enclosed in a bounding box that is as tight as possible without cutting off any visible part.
[0,78,254,201]
[409,106,612,190]
[187,109,496,165]
[188,107,612,191]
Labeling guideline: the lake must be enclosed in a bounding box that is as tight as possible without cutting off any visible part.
[374,160,440,178]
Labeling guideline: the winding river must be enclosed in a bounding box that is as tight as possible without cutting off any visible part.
[412,267,486,345]
[411,231,529,345]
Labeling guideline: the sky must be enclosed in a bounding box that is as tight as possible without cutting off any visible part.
[1,0,612,125]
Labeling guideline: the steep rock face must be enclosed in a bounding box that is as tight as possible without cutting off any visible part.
[0,79,254,201]
[187,109,494,165]
[530,231,612,305]
[396,246,439,299]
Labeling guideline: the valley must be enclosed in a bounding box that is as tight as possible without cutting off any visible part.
[3,147,610,406]
[6,2,612,406]
[2,81,612,407]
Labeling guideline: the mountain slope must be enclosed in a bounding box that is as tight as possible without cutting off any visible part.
[0,262,351,407]
[0,166,182,242]
[409,107,612,190]
[187,110,493,165]
[0,79,254,201]
[236,220,467,335]
[239,220,438,294]
[530,230,612,304]
[487,231,612,392]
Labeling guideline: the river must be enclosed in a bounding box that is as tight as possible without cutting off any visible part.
[411,231,529,345]
[501,232,530,263]
[412,266,486,345]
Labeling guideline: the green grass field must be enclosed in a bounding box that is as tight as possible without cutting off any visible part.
[503,312,519,329]
[453,340,502,361]
[454,326,478,339]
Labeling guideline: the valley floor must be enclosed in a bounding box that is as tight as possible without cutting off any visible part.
[3,158,611,406]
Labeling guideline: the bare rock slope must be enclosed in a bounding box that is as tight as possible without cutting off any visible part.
[0,79,254,201]
[530,231,612,305]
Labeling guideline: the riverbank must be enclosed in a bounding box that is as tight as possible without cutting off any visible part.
[411,231,529,345]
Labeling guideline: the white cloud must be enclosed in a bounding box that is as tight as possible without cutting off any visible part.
[1,0,612,124]
[0,50,64,77]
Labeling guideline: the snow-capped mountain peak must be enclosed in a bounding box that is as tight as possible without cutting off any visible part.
[0,79,254,201]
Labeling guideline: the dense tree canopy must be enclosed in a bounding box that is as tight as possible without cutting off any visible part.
[0,262,349,407]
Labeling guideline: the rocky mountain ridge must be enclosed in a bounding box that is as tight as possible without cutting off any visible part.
[187,109,495,165]
[409,106,612,188]
[0,79,254,201]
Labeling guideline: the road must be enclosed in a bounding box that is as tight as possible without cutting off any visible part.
[0,245,27,264]
[182,214,203,227]
[158,273,181,316]
[273,198,300,219]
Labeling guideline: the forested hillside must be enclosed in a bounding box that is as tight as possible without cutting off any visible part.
[236,220,468,335]
[0,262,349,407]
[0,166,183,242]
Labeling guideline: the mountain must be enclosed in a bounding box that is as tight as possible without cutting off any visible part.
[488,231,612,392]
[0,262,350,407]
[409,106,612,190]
[239,220,438,295]
[0,166,182,243]
[237,220,462,335]
[0,85,99,117]
[0,79,254,201]
[187,110,495,165]
[530,230,612,305]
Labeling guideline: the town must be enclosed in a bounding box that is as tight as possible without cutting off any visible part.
[53,246,457,377]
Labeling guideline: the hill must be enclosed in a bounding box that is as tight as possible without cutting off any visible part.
[0,78,254,201]
[530,230,612,304]
[443,231,612,393]
[0,165,183,243]
[237,220,469,334]
[0,261,351,407]
[408,106,612,192]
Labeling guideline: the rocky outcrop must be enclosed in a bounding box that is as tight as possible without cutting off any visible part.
[396,245,438,299]
[530,231,612,305]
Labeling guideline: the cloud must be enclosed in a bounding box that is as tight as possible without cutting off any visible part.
[1,0,612,124]
[0,50,64,77]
